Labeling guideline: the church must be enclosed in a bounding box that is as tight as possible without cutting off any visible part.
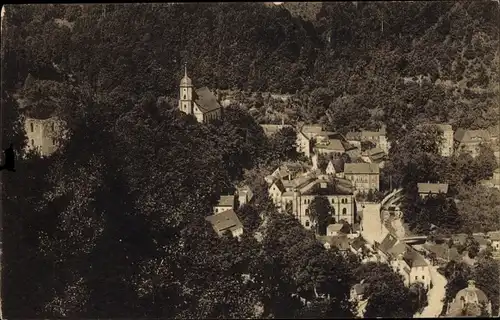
[178,65,222,123]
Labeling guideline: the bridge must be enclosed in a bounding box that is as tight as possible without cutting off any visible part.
[402,235,428,244]
[380,188,404,209]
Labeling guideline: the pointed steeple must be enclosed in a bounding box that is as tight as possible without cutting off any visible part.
[180,62,192,86]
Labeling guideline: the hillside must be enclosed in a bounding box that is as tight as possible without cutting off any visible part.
[2,2,499,137]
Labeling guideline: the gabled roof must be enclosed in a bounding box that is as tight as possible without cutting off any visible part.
[403,248,427,268]
[301,125,323,134]
[205,209,243,237]
[351,236,367,251]
[377,233,399,254]
[217,195,235,207]
[454,128,491,144]
[344,163,380,174]
[327,224,344,233]
[387,242,407,258]
[270,180,285,193]
[194,87,222,113]
[315,139,346,151]
[417,183,449,195]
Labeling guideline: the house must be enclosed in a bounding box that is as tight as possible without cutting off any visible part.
[445,280,492,317]
[350,282,367,302]
[350,236,368,254]
[344,163,380,193]
[365,147,386,164]
[314,138,347,156]
[325,159,345,178]
[271,174,356,230]
[346,126,390,154]
[417,183,449,199]
[375,234,431,288]
[420,123,454,157]
[423,243,462,266]
[205,209,244,238]
[178,66,222,123]
[454,128,492,158]
[487,231,500,250]
[24,116,66,157]
[318,235,352,251]
[213,195,236,214]
[327,223,346,236]
[236,185,253,207]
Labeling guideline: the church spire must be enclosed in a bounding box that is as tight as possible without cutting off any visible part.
[184,62,188,78]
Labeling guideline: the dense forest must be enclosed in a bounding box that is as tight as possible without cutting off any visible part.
[1,2,499,318]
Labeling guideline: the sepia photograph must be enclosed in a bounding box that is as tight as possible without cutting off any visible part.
[1,1,499,318]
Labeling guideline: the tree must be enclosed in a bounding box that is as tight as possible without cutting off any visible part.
[357,262,416,318]
[443,261,472,307]
[307,196,333,235]
[465,234,480,259]
[474,144,497,180]
[268,126,299,161]
[473,257,500,316]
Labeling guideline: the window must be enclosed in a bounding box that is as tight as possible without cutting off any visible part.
[183,94,186,99]
[415,276,418,281]
[342,208,347,215]
[31,139,34,146]
[305,209,309,215]
[30,123,34,132]
[331,198,334,204]
[52,138,56,145]
[304,199,307,204]
[422,275,425,280]
[305,221,310,227]
[51,123,55,131]
[215,208,218,213]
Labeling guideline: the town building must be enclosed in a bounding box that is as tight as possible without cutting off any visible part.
[178,66,222,123]
[361,147,386,166]
[445,280,492,317]
[487,231,500,250]
[205,209,243,238]
[374,234,431,289]
[417,183,449,199]
[345,126,390,154]
[236,185,253,207]
[268,171,356,230]
[344,163,380,193]
[213,195,236,214]
[420,123,454,157]
[454,128,492,158]
[24,116,66,157]
[327,223,346,236]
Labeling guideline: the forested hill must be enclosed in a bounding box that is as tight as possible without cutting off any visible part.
[2,1,499,130]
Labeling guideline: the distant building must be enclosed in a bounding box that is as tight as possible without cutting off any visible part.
[487,231,500,251]
[346,126,390,154]
[374,234,431,288]
[269,172,355,230]
[205,209,243,238]
[420,123,454,157]
[454,128,491,158]
[24,116,66,157]
[236,185,253,207]
[445,280,492,317]
[178,66,222,123]
[213,195,236,214]
[344,163,380,193]
[417,183,449,199]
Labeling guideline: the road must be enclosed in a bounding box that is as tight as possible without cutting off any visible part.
[360,203,388,245]
[415,257,447,318]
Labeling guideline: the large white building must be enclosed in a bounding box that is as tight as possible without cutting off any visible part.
[268,169,356,230]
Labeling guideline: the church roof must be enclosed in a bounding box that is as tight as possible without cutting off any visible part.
[180,74,192,86]
[194,87,222,113]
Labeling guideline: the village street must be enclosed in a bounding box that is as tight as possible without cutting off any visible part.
[415,257,447,318]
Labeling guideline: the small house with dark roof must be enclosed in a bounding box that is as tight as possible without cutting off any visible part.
[213,195,236,214]
[417,183,449,199]
[487,231,500,250]
[178,65,222,123]
[205,209,244,238]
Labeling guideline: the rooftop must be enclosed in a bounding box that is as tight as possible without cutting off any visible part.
[402,248,427,268]
[205,209,243,237]
[194,87,222,113]
[315,139,346,151]
[217,195,235,207]
[417,183,449,195]
[487,231,500,241]
[454,128,491,144]
[344,163,380,174]
[327,223,345,233]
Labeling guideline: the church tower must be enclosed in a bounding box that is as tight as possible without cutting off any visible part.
[178,63,194,114]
